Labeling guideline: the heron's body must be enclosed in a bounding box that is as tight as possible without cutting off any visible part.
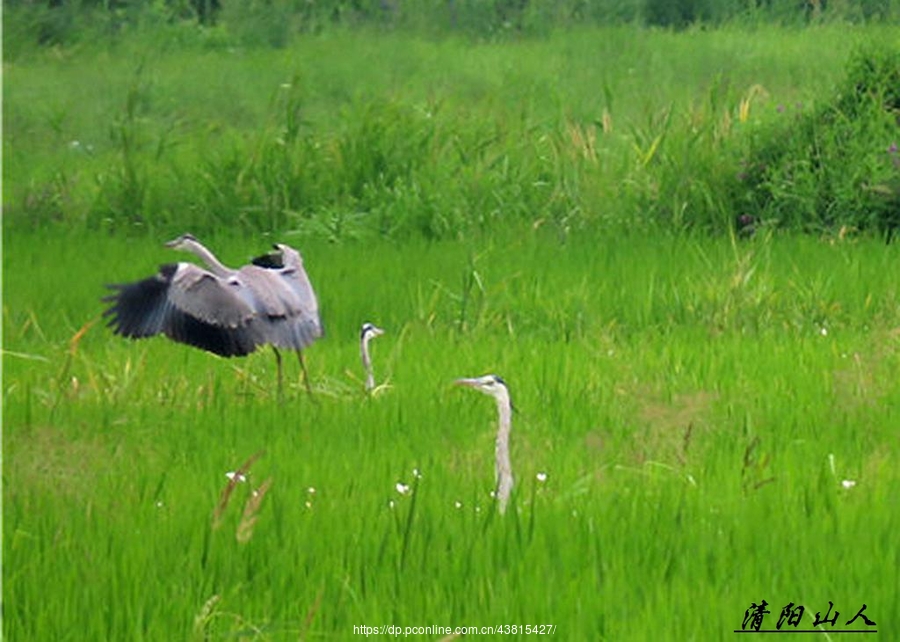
[103,234,322,394]
[455,374,514,515]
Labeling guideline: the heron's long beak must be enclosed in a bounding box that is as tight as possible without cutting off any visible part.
[370,326,385,337]
[454,378,478,388]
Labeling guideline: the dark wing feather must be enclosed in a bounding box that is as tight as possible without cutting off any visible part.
[103,263,261,357]
[163,306,259,357]
[103,265,177,338]
[250,249,285,269]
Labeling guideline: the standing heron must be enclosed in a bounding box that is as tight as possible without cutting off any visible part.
[103,234,323,395]
[360,322,384,392]
[455,374,514,515]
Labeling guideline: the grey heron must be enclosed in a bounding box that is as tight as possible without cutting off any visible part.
[455,374,514,515]
[360,322,384,392]
[103,234,323,395]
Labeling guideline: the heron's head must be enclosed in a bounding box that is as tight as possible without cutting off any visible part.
[455,374,509,400]
[360,323,385,341]
[164,233,198,250]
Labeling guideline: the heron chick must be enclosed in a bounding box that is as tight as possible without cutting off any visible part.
[455,374,514,515]
[360,322,385,392]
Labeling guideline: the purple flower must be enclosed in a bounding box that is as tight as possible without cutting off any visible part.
[888,142,898,155]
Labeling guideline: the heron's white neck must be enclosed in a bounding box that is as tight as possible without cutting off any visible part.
[494,391,512,436]
[183,239,231,276]
[361,334,376,391]
[493,389,513,514]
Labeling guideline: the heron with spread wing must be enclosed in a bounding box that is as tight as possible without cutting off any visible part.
[103,234,323,395]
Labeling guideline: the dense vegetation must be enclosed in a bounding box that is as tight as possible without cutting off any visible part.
[6,230,900,640]
[4,8,900,641]
[5,5,900,241]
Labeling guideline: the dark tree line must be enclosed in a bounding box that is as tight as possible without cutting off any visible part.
[7,0,898,47]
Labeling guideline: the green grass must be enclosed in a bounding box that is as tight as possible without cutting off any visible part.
[4,229,900,640]
[5,24,899,236]
[5,21,900,641]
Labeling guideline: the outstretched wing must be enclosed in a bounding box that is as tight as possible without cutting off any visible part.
[274,244,322,332]
[242,243,323,349]
[103,263,262,357]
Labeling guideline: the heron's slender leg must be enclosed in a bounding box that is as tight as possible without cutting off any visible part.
[272,346,283,398]
[297,350,314,398]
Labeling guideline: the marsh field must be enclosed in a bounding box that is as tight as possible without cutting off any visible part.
[4,7,900,641]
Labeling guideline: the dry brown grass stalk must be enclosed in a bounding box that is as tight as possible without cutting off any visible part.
[212,449,265,530]
[68,319,96,356]
[236,476,273,544]
[299,589,324,641]
[192,594,221,640]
